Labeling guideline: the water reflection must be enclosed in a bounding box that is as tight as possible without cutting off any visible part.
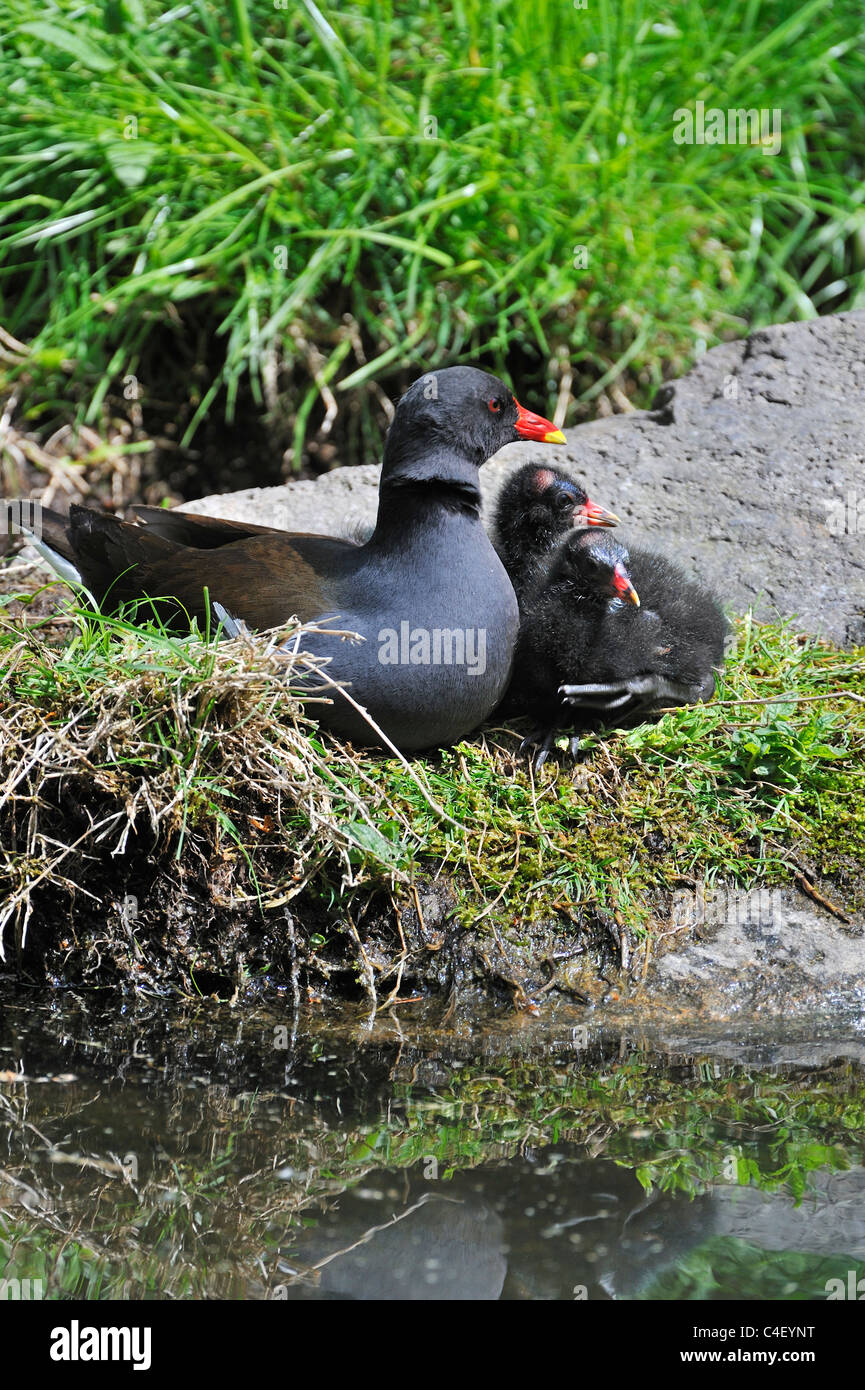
[0,991,863,1301]
[277,1159,865,1300]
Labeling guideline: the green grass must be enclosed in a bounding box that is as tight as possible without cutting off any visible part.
[337,614,865,929]
[1,0,863,465]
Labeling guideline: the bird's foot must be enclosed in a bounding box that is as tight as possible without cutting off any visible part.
[558,674,699,713]
[519,726,560,773]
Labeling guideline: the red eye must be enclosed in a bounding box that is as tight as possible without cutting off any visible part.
[488,398,502,413]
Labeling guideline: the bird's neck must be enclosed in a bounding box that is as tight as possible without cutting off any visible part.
[498,515,553,566]
[374,443,483,538]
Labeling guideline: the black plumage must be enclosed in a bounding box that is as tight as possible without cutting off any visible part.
[509,527,729,768]
[492,463,618,607]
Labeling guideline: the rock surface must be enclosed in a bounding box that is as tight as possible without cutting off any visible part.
[184,312,865,646]
[643,884,864,1028]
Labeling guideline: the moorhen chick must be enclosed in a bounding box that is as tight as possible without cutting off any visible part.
[492,463,619,606]
[33,367,567,751]
[511,529,728,768]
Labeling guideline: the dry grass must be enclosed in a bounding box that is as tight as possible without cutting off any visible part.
[0,560,420,990]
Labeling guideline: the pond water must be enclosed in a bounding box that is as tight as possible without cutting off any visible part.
[0,989,863,1302]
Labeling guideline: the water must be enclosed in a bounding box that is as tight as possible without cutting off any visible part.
[0,989,863,1301]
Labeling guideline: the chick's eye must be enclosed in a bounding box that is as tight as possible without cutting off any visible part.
[488,398,502,413]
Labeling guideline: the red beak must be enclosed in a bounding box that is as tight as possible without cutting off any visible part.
[612,561,640,606]
[514,399,566,444]
[573,498,620,528]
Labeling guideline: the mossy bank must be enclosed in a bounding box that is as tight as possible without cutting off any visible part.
[2,558,863,1021]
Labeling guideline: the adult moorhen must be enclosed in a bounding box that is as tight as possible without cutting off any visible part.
[510,528,728,768]
[34,367,567,751]
[492,463,619,606]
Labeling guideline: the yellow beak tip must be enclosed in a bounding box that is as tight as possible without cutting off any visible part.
[544,429,567,444]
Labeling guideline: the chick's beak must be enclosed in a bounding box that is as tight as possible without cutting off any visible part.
[574,498,620,528]
[612,561,640,606]
[514,399,566,445]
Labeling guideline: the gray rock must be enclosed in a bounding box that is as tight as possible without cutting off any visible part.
[183,312,865,646]
[646,884,865,1027]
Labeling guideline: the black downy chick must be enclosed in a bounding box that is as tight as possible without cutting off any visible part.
[492,463,619,607]
[508,530,640,765]
[512,529,728,768]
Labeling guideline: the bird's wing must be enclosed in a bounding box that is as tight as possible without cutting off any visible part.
[132,505,359,550]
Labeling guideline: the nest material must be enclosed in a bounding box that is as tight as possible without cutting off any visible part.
[0,561,427,993]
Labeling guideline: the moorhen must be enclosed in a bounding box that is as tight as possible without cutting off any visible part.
[492,463,619,606]
[511,528,728,768]
[33,367,567,751]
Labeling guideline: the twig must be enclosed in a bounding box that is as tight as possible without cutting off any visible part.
[410,882,426,938]
[383,892,409,1006]
[344,910,376,1021]
[767,841,854,925]
[310,1194,462,1273]
[792,872,851,925]
[658,689,865,712]
[330,681,469,832]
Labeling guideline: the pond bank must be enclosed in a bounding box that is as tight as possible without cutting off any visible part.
[1,317,863,1036]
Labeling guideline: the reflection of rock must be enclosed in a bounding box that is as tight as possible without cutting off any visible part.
[602,1167,865,1299]
[650,1033,865,1068]
[711,1168,865,1261]
[595,1190,718,1300]
[184,313,865,646]
[286,1190,506,1301]
[283,1154,865,1301]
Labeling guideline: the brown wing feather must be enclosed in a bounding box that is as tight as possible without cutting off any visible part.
[139,539,334,628]
[66,506,350,629]
[133,506,355,550]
